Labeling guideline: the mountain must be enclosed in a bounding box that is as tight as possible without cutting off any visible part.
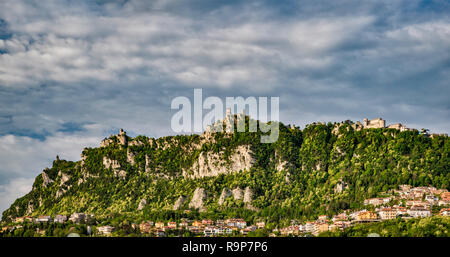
[1,114,449,224]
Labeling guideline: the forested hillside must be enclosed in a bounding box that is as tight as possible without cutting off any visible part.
[2,118,448,226]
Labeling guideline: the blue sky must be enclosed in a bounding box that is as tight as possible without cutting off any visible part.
[0,0,449,217]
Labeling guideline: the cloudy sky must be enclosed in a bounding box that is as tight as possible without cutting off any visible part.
[0,0,449,217]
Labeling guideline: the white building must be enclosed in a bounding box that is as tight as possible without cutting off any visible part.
[226,219,247,228]
[378,208,397,220]
[425,195,438,203]
[407,206,431,218]
[203,226,216,237]
[304,222,316,233]
[69,213,86,223]
[97,225,115,235]
[35,216,52,223]
[54,214,67,223]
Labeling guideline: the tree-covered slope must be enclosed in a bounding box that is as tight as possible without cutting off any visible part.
[2,119,449,225]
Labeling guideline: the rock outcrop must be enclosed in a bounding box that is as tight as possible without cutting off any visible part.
[137,199,147,210]
[56,184,72,198]
[232,187,243,200]
[41,171,53,187]
[114,170,127,179]
[103,156,126,178]
[334,179,348,194]
[218,188,232,205]
[243,187,258,210]
[26,202,34,215]
[56,189,65,198]
[276,160,289,172]
[189,188,206,210]
[129,140,144,147]
[127,148,135,166]
[100,138,113,147]
[243,187,253,203]
[77,172,99,186]
[59,171,71,186]
[173,196,186,210]
[184,145,254,178]
[145,155,152,173]
[103,157,120,170]
[118,129,128,146]
[284,172,291,184]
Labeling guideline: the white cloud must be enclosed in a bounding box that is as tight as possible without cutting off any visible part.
[0,177,34,219]
[0,2,376,91]
[0,123,109,216]
[0,125,103,177]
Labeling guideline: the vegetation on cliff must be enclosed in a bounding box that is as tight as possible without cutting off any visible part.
[2,119,449,226]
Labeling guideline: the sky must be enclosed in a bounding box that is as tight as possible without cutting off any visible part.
[0,0,449,217]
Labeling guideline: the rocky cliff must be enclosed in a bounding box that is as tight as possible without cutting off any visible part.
[2,117,448,222]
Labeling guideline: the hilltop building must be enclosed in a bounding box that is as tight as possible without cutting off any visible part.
[205,108,247,134]
[118,128,127,145]
[100,128,128,147]
[387,123,407,131]
[363,118,385,129]
[358,117,418,132]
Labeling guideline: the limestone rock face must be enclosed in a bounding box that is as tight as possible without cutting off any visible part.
[218,188,232,205]
[243,187,253,203]
[284,172,291,184]
[41,171,53,187]
[26,202,34,215]
[56,183,72,198]
[100,138,113,147]
[276,160,289,172]
[184,145,254,178]
[59,171,70,186]
[232,187,243,200]
[137,199,147,211]
[315,162,321,171]
[129,140,144,147]
[127,148,135,166]
[81,152,87,164]
[334,179,348,194]
[77,172,99,186]
[114,170,127,179]
[145,155,151,173]
[173,196,186,210]
[56,189,64,198]
[243,187,258,210]
[189,188,206,210]
[274,149,293,172]
[118,129,128,146]
[332,124,340,135]
[103,157,120,170]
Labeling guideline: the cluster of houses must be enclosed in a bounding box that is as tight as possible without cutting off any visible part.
[3,185,449,237]
[11,212,94,225]
[3,212,261,237]
[138,218,264,237]
[275,185,450,236]
[1,212,96,235]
